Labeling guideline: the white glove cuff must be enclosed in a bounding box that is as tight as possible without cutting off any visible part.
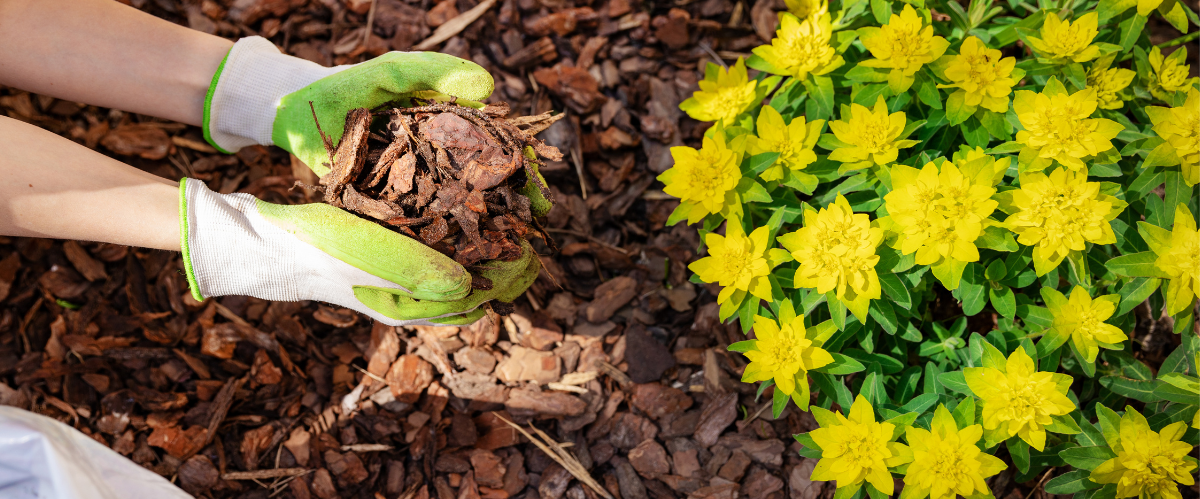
[205,36,346,152]
[179,179,457,326]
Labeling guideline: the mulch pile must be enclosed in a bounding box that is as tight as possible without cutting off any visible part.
[314,103,563,278]
[1,1,1191,499]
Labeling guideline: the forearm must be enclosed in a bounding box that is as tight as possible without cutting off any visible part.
[0,0,232,126]
[0,116,180,251]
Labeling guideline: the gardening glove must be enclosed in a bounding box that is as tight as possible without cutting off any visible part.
[180,178,538,326]
[202,36,494,176]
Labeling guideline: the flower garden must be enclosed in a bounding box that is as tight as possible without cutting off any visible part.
[659,0,1200,496]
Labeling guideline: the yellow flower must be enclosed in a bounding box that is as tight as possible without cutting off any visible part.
[1041,286,1128,364]
[752,13,843,80]
[748,105,825,182]
[778,195,883,321]
[689,221,791,318]
[1146,88,1200,186]
[1091,408,1197,499]
[900,405,1007,499]
[1086,57,1136,110]
[1148,46,1199,103]
[659,129,742,224]
[1140,203,1200,316]
[1027,11,1101,64]
[938,36,1018,115]
[738,299,833,410]
[884,155,1003,289]
[809,395,912,495]
[858,5,950,93]
[999,168,1126,276]
[964,347,1076,451]
[1013,78,1125,172]
[679,58,762,125]
[827,96,918,172]
[785,0,827,20]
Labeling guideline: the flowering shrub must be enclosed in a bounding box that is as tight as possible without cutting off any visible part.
[660,0,1200,495]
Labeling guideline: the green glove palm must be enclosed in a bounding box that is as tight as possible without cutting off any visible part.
[274,52,494,175]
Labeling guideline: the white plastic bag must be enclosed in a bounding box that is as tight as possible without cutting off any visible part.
[0,406,193,499]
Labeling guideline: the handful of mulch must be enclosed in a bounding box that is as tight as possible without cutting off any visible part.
[308,101,563,291]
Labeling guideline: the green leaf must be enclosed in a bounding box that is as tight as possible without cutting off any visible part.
[871,0,892,24]
[989,285,1016,319]
[869,299,899,335]
[804,76,835,122]
[1153,380,1200,404]
[814,353,867,375]
[952,396,976,427]
[1044,470,1102,494]
[794,432,824,458]
[811,372,854,409]
[1098,0,1137,21]
[916,76,942,110]
[666,202,691,226]
[746,152,782,175]
[728,340,757,353]
[878,272,912,310]
[772,384,789,418]
[1059,446,1117,471]
[975,225,1018,251]
[1118,14,1147,51]
[844,65,890,83]
[1063,63,1087,91]
[737,177,773,203]
[958,265,987,316]
[937,371,973,395]
[1045,414,1082,435]
[1114,278,1160,317]
[1100,376,1161,403]
[899,393,939,414]
[1106,252,1171,278]
[1009,437,1030,474]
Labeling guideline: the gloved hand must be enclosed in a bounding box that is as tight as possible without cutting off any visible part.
[179,179,541,326]
[202,36,494,175]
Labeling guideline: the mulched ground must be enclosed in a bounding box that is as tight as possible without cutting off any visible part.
[2,1,1196,499]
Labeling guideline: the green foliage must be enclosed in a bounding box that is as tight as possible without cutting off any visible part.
[666,0,1200,493]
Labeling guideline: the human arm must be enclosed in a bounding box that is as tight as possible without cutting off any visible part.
[0,0,231,126]
[0,115,181,251]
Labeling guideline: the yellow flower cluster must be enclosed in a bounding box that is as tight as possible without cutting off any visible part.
[938,36,1018,116]
[828,96,918,172]
[1000,168,1127,276]
[660,130,742,224]
[1148,46,1198,103]
[1086,56,1136,110]
[884,149,1006,289]
[809,396,911,495]
[779,195,883,320]
[1027,12,1101,64]
[748,105,824,183]
[784,0,826,20]
[1091,408,1197,499]
[688,221,791,318]
[858,5,949,93]
[1041,286,1128,364]
[901,405,1006,499]
[1146,88,1200,186]
[752,12,843,80]
[740,300,833,410]
[965,347,1076,451]
[1140,203,1200,316]
[1014,79,1125,172]
[678,58,762,126]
